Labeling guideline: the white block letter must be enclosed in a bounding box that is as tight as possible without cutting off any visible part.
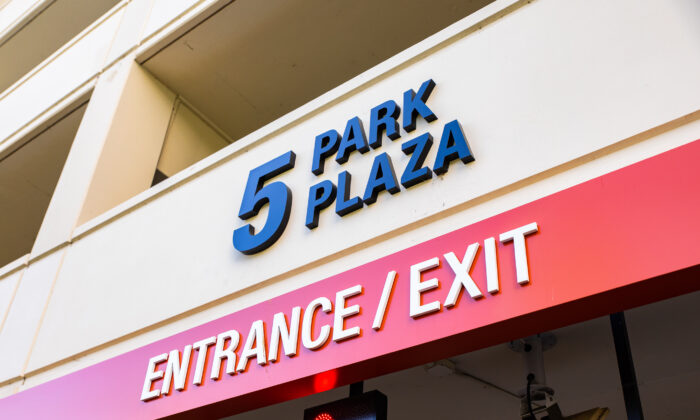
[140,353,168,401]
[500,222,539,285]
[269,307,302,362]
[444,243,483,308]
[210,330,240,380]
[161,345,193,395]
[410,257,441,318]
[236,320,267,372]
[302,296,333,350]
[372,271,397,330]
[192,336,216,386]
[333,285,363,342]
[484,237,500,294]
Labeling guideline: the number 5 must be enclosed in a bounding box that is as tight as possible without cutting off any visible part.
[233,151,296,254]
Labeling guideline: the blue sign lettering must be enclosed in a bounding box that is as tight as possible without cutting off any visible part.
[234,79,475,254]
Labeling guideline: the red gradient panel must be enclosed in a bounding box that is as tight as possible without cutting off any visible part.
[0,140,699,420]
[313,370,339,393]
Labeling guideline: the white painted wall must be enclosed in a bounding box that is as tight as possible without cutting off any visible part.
[0,5,124,145]
[0,266,23,335]
[0,0,121,93]
[0,249,66,382]
[0,0,47,42]
[0,0,225,159]
[30,58,175,258]
[0,0,698,411]
[142,0,199,39]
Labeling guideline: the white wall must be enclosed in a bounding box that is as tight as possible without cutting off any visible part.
[0,0,47,42]
[0,0,227,159]
[0,5,124,148]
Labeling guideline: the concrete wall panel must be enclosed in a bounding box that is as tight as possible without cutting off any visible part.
[0,6,124,145]
[0,268,23,335]
[32,59,176,256]
[141,0,198,41]
[157,101,229,177]
[24,0,700,374]
[0,249,65,383]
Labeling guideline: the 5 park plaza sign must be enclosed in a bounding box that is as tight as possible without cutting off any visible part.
[232,79,476,254]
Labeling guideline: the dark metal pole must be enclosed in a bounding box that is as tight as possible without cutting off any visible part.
[610,312,644,420]
[349,381,364,397]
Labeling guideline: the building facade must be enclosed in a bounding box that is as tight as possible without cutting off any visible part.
[0,0,698,419]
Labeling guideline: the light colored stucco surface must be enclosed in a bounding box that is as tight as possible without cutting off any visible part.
[23,0,700,376]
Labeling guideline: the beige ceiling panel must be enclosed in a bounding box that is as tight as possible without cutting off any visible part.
[0,0,120,94]
[143,0,494,141]
[0,104,86,267]
[157,101,229,177]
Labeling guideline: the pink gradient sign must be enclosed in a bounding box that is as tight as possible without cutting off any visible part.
[1,140,699,419]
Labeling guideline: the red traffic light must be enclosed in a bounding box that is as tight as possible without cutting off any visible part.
[304,390,387,420]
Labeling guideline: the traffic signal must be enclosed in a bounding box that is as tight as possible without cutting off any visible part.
[304,390,387,420]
